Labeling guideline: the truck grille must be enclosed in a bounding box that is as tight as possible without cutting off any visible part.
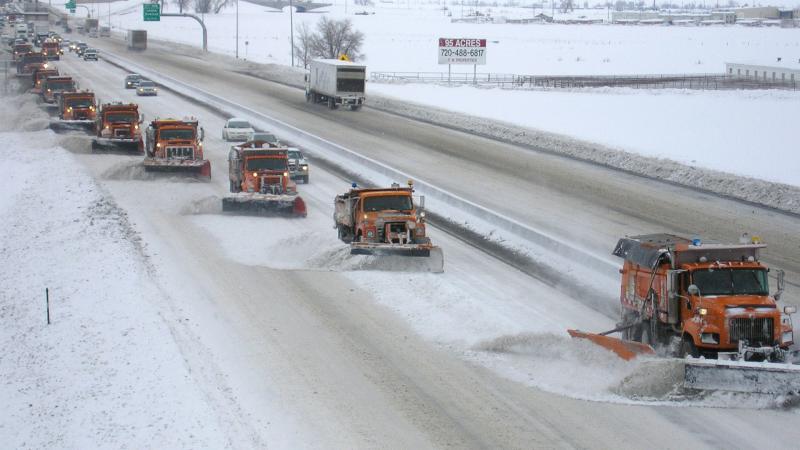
[166,146,194,160]
[113,128,130,138]
[729,318,773,344]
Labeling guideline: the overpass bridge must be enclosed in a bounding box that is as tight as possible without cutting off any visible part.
[244,0,331,12]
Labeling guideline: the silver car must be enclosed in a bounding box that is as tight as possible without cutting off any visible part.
[136,80,158,96]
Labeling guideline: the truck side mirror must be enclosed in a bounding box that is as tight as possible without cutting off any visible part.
[139,113,144,124]
[775,269,785,301]
[304,74,307,82]
[687,284,700,296]
[419,195,425,209]
[199,127,205,141]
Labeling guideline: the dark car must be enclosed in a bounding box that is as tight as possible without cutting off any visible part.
[124,73,142,89]
[75,42,88,56]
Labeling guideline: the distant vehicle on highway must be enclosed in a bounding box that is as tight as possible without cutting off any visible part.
[75,42,88,56]
[136,80,158,96]
[124,73,142,89]
[248,131,279,145]
[222,118,255,141]
[83,48,98,61]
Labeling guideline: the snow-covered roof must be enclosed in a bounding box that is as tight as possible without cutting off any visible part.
[726,59,800,71]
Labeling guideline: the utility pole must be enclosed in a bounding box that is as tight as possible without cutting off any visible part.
[290,0,294,66]
[236,0,239,58]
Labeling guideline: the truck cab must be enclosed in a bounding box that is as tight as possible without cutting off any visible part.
[16,52,46,76]
[144,118,210,176]
[616,234,794,361]
[227,140,296,195]
[41,76,76,104]
[41,39,61,60]
[334,182,429,246]
[31,68,59,93]
[59,91,96,122]
[93,103,144,152]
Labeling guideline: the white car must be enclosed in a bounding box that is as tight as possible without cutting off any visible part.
[222,118,255,142]
[288,148,309,184]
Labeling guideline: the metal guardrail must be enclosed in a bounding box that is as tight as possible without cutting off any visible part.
[371,71,799,91]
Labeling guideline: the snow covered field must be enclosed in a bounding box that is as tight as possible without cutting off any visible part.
[56,0,800,187]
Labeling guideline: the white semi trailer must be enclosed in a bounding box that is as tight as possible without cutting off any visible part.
[304,59,365,111]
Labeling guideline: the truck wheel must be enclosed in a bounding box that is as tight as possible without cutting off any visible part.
[338,226,353,243]
[350,104,361,111]
[302,175,309,184]
[327,98,337,109]
[305,92,311,103]
[678,335,699,358]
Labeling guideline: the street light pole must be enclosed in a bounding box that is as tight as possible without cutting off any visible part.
[289,0,294,66]
[236,0,239,58]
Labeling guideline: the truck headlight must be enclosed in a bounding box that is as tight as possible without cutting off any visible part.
[700,333,719,345]
[698,308,707,316]
[302,165,308,171]
[783,331,794,344]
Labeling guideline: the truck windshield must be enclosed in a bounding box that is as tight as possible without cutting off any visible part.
[106,113,135,123]
[692,269,768,296]
[363,195,413,212]
[159,129,194,140]
[66,98,93,108]
[24,55,44,63]
[246,158,287,171]
[288,150,301,159]
[48,81,74,90]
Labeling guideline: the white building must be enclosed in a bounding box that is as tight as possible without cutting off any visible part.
[725,60,800,83]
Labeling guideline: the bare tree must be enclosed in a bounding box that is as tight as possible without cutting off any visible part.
[309,17,365,61]
[212,0,232,13]
[194,0,212,13]
[559,0,574,12]
[293,22,314,68]
[174,0,191,13]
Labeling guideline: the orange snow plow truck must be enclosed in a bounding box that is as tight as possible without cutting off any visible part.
[222,140,307,217]
[144,117,210,177]
[53,91,97,131]
[333,181,444,272]
[569,234,799,394]
[93,103,144,153]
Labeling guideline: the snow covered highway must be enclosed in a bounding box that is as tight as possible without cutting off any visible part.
[2,31,800,448]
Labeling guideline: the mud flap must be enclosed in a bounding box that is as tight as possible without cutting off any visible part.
[567,329,656,361]
[683,359,800,394]
[221,195,306,217]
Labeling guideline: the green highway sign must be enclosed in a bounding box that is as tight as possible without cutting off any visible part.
[64,1,75,9]
[143,3,161,22]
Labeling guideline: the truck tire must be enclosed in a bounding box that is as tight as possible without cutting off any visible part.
[338,225,353,243]
[350,104,361,111]
[305,91,311,103]
[302,175,309,184]
[678,335,699,358]
[327,98,337,110]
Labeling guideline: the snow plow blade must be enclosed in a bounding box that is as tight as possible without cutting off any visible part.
[222,194,307,217]
[92,138,143,153]
[567,329,655,361]
[351,244,444,273]
[49,120,95,132]
[143,159,211,177]
[683,359,800,394]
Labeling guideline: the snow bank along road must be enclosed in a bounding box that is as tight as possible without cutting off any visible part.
[2,39,799,448]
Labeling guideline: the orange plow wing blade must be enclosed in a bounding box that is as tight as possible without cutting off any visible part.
[567,329,655,361]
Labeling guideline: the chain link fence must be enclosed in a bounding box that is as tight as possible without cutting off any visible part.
[370,71,799,91]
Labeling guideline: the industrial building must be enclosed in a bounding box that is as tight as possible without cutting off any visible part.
[725,60,800,84]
